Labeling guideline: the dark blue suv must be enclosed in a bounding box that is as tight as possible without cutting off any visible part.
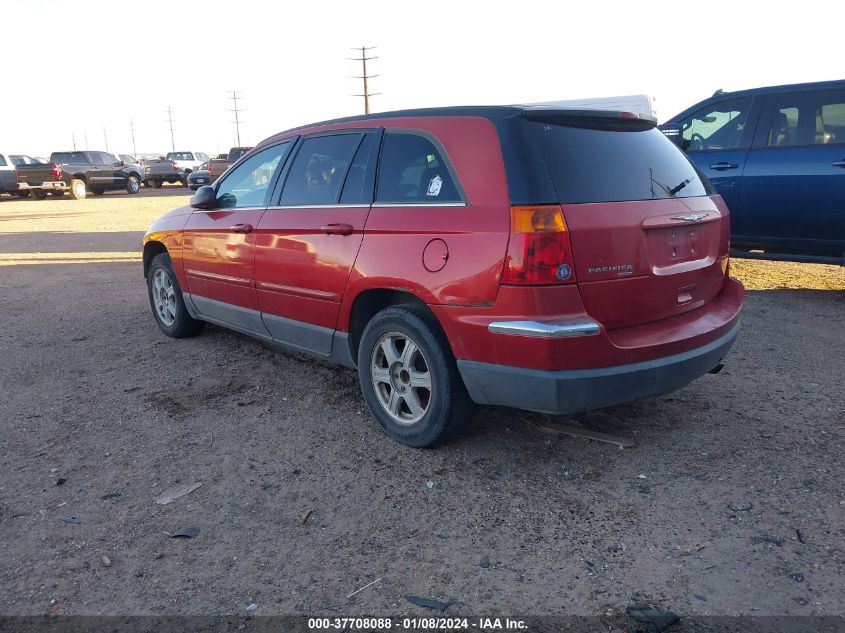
[660,80,845,262]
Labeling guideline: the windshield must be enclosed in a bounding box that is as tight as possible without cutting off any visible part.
[529,116,712,204]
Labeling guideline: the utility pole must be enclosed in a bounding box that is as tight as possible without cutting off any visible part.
[347,46,380,114]
[72,132,77,151]
[166,106,175,151]
[84,130,89,150]
[129,119,137,156]
[103,127,109,152]
[228,90,244,146]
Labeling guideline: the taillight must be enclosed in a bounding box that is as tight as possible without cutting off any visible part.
[502,205,576,285]
[52,163,62,179]
[172,161,178,171]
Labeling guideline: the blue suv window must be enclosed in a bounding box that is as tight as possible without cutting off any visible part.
[680,98,753,151]
[767,91,845,146]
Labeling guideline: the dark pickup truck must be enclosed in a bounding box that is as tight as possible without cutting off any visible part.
[187,146,252,190]
[142,158,184,188]
[16,151,143,200]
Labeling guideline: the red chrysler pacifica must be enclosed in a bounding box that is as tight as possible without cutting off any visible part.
[143,105,743,447]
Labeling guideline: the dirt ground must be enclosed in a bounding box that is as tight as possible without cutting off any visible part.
[0,189,843,621]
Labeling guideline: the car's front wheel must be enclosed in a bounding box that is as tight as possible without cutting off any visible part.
[357,305,472,447]
[126,175,140,194]
[147,252,204,338]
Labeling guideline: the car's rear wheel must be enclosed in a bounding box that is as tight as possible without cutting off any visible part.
[69,179,87,200]
[152,180,163,189]
[357,305,472,447]
[147,252,204,338]
[32,190,48,200]
[50,191,64,198]
[126,175,140,194]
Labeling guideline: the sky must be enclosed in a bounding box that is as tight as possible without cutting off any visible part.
[3,0,844,158]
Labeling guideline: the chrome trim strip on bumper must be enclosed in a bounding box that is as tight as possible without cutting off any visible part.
[488,318,601,338]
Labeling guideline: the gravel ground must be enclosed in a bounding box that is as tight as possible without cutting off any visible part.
[0,191,843,621]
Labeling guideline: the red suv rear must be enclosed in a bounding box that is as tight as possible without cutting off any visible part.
[143,105,743,447]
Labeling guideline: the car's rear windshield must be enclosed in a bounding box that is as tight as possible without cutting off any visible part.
[51,152,87,164]
[529,116,712,204]
[167,152,194,161]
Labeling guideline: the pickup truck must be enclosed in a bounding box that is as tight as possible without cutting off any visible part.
[0,153,17,197]
[15,150,143,199]
[660,79,845,263]
[166,151,210,181]
[143,158,184,188]
[186,146,252,190]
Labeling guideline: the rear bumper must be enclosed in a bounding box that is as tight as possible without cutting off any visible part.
[17,181,67,191]
[457,320,739,414]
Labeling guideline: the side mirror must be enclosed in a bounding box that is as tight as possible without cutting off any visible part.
[190,185,217,209]
[658,123,684,148]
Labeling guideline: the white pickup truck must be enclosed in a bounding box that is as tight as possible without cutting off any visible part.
[165,151,210,182]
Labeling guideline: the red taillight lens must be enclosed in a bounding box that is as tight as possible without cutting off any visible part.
[172,161,178,170]
[502,205,576,285]
[52,163,61,180]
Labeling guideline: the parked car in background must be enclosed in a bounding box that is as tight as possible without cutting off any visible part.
[16,150,142,199]
[143,104,743,447]
[0,153,17,197]
[660,79,845,263]
[187,162,209,190]
[165,151,210,182]
[187,146,253,190]
[10,154,48,166]
[143,157,185,188]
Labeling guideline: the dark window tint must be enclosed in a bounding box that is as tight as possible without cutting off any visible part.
[680,97,753,151]
[90,153,106,165]
[215,142,291,209]
[530,116,711,204]
[339,134,377,204]
[52,152,88,164]
[0,155,6,167]
[281,134,361,206]
[376,132,461,203]
[768,90,845,147]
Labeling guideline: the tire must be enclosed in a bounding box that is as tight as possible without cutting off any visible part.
[69,178,87,200]
[152,180,163,189]
[50,191,64,198]
[126,175,140,194]
[147,252,204,338]
[357,305,472,447]
[17,191,31,198]
[143,180,151,188]
[32,190,48,200]
[181,171,190,187]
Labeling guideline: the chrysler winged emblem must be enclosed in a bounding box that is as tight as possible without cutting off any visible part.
[671,213,707,222]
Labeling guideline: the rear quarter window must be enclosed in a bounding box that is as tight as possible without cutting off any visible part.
[375,132,462,203]
[530,116,712,204]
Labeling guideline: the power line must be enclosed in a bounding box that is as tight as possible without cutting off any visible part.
[347,46,380,114]
[129,119,137,156]
[166,106,175,151]
[228,90,245,147]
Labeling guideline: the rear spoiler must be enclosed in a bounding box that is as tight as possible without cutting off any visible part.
[522,107,658,127]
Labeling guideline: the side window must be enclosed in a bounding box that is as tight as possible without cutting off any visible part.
[216,142,291,209]
[280,134,362,206]
[680,98,753,151]
[90,153,106,165]
[767,91,845,147]
[375,132,461,203]
[103,153,118,165]
[0,155,7,167]
[339,133,377,204]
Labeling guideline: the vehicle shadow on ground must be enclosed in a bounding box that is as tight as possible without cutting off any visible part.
[0,231,144,254]
[0,211,86,222]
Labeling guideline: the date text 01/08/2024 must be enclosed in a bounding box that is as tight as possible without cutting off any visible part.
[307,617,529,630]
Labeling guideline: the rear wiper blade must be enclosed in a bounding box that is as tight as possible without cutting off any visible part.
[669,177,693,196]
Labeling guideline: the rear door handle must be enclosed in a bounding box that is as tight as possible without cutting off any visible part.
[709,162,739,171]
[321,223,353,236]
[229,223,253,234]
[832,160,845,168]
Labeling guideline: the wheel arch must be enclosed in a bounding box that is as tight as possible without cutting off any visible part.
[143,240,168,278]
[346,288,442,360]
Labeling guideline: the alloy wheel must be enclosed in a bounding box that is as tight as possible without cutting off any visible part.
[152,268,177,327]
[370,332,432,425]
